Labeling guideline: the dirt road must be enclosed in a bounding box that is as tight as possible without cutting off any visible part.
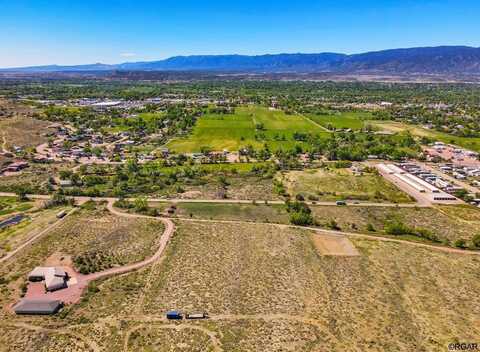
[0,208,78,264]
[85,201,175,281]
[9,200,175,304]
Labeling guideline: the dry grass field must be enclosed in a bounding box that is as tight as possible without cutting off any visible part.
[310,204,480,243]
[0,163,58,194]
[0,116,53,151]
[311,233,360,256]
[0,207,63,259]
[151,201,479,245]
[163,202,289,223]
[1,219,479,351]
[172,175,279,201]
[0,205,162,313]
[279,167,413,203]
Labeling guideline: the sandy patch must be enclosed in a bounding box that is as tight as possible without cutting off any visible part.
[44,251,73,267]
[311,233,360,256]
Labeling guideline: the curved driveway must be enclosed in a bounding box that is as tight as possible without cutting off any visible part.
[85,201,175,281]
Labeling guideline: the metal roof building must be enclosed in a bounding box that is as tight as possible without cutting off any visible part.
[13,299,63,315]
[27,267,68,291]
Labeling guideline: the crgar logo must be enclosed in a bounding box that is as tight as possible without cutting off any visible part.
[448,343,479,351]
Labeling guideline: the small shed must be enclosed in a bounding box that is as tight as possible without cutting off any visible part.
[13,299,63,315]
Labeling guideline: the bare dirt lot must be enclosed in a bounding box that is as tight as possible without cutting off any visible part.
[311,233,360,256]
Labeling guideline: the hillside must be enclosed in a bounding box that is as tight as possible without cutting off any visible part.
[2,46,480,75]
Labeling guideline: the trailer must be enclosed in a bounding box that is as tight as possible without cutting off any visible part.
[56,210,67,219]
[186,312,209,320]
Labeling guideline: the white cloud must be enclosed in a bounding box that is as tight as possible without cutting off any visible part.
[120,52,136,58]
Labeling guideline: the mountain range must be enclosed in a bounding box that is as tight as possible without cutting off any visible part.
[2,46,480,76]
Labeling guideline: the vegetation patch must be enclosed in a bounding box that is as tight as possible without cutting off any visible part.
[310,204,480,246]
[279,166,413,203]
[167,106,330,152]
[307,111,372,131]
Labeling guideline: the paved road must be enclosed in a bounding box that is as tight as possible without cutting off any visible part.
[0,192,426,208]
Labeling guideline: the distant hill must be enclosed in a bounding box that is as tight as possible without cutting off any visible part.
[3,46,480,76]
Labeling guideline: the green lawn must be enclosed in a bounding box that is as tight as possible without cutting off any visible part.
[0,197,33,217]
[166,106,330,152]
[307,111,372,131]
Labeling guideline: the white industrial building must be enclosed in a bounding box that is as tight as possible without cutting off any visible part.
[376,163,458,203]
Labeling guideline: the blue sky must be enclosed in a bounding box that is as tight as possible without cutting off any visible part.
[1,0,479,67]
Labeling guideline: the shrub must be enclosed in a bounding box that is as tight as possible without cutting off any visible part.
[416,228,440,243]
[290,211,314,226]
[134,197,148,213]
[454,238,467,249]
[114,199,134,209]
[384,221,412,236]
[87,282,100,294]
[366,223,376,232]
[472,234,480,249]
[333,161,352,169]
[147,208,159,217]
[327,219,340,230]
[80,200,97,211]
[285,200,311,214]
[43,192,75,208]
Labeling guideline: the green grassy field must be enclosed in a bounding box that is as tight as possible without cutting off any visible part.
[0,197,33,217]
[167,106,330,152]
[371,121,480,152]
[307,111,372,131]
